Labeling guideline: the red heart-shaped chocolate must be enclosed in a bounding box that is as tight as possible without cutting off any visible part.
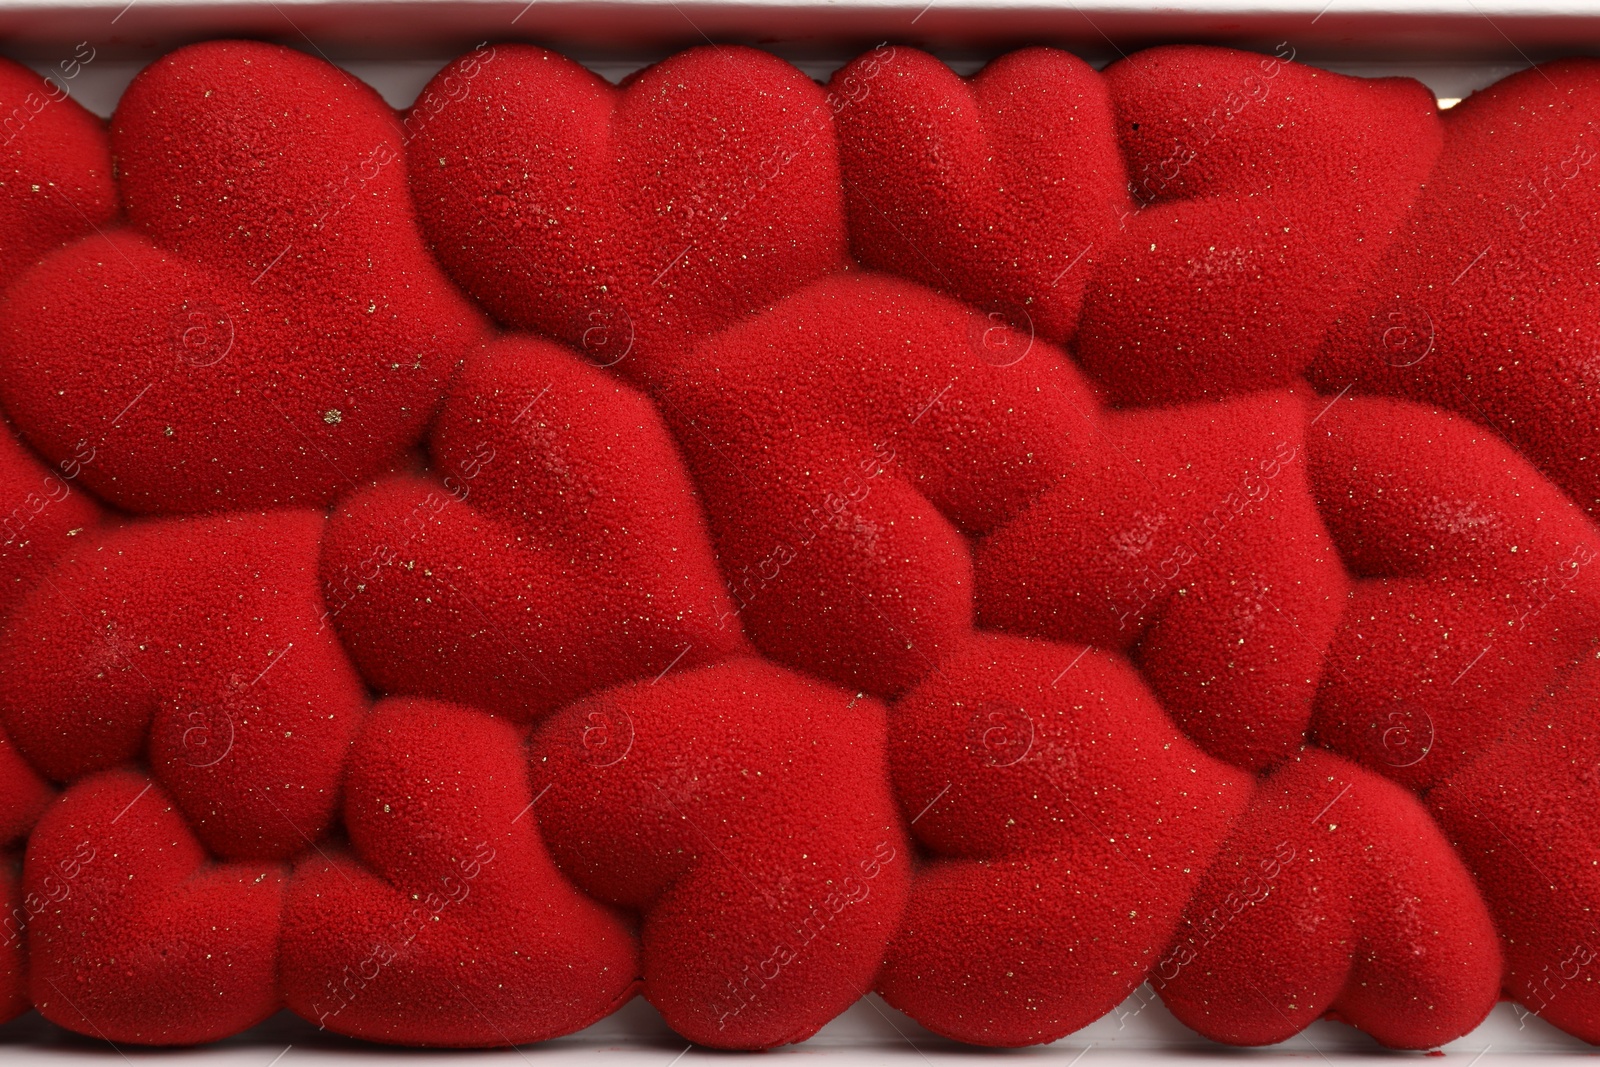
[532,658,909,1048]
[1079,46,1442,404]
[1431,652,1600,1043]
[1306,397,1600,789]
[0,41,483,514]
[1157,749,1500,1049]
[322,334,745,721]
[1312,59,1600,517]
[407,44,845,386]
[0,510,368,860]
[26,770,285,1044]
[281,697,639,1045]
[978,390,1347,771]
[881,633,1250,1045]
[832,46,1127,344]
[0,56,115,289]
[659,272,1097,697]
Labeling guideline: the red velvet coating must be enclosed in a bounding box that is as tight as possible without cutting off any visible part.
[407,44,845,387]
[0,41,482,514]
[1313,59,1600,517]
[531,658,909,1048]
[1307,398,1600,789]
[0,856,25,1024]
[0,56,115,290]
[322,334,745,721]
[978,389,1347,772]
[0,39,1597,1054]
[26,770,285,1044]
[1431,650,1600,1043]
[1079,46,1442,404]
[659,271,1098,698]
[832,46,1127,344]
[280,698,639,1045]
[1158,750,1501,1049]
[0,510,367,860]
[880,634,1250,1045]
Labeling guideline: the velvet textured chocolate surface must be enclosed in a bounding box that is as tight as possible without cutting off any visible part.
[0,38,1596,1053]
